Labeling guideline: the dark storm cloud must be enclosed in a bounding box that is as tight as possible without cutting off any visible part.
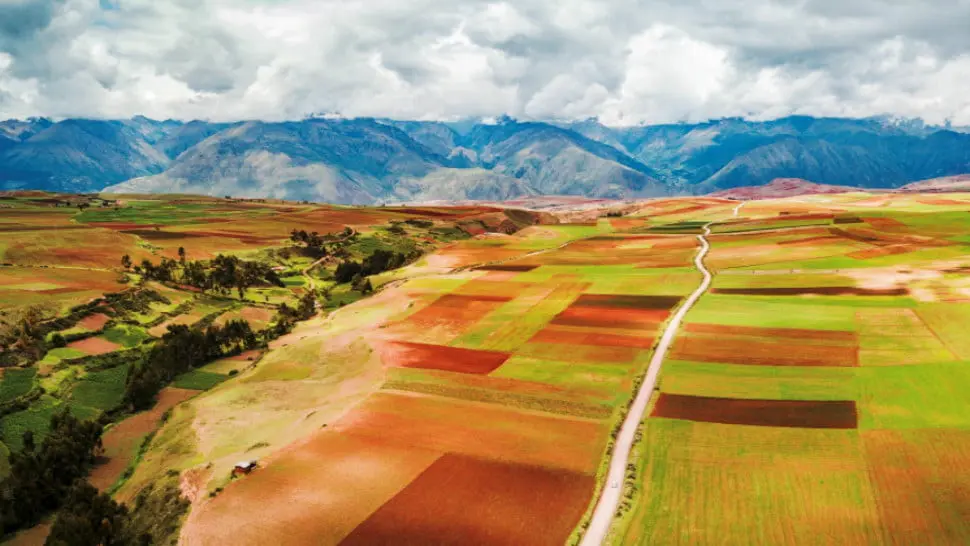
[0,0,967,124]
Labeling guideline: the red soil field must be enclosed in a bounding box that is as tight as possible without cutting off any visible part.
[684,322,858,343]
[476,264,539,272]
[85,222,161,230]
[77,313,110,331]
[775,235,844,246]
[519,342,642,364]
[672,336,858,367]
[551,306,669,330]
[181,433,442,546]
[529,328,655,349]
[863,429,970,543]
[573,294,681,310]
[333,392,606,473]
[652,394,858,429]
[67,336,122,355]
[847,245,915,260]
[341,454,594,546]
[712,286,909,296]
[380,341,511,374]
[89,388,197,491]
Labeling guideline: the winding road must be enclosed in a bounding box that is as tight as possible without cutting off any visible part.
[579,224,714,546]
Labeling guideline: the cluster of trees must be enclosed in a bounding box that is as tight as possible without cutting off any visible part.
[45,482,144,546]
[0,303,53,364]
[124,319,258,410]
[334,249,418,284]
[272,292,318,336]
[289,227,355,259]
[0,410,103,535]
[125,252,284,299]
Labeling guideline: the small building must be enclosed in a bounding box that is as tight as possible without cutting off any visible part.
[232,460,258,477]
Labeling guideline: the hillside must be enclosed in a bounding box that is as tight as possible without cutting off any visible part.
[900,174,970,192]
[710,178,860,200]
[3,115,970,202]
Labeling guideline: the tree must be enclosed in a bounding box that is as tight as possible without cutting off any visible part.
[121,255,132,271]
[177,247,186,264]
[22,430,35,452]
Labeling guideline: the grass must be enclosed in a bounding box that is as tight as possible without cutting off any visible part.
[173,369,229,391]
[0,396,59,452]
[102,324,151,348]
[0,368,37,403]
[70,365,130,413]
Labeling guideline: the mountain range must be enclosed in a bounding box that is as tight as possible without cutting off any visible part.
[1,115,969,204]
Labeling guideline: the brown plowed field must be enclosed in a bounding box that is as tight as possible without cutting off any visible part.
[380,341,511,375]
[181,433,442,546]
[652,393,858,428]
[684,322,858,343]
[89,388,197,491]
[529,328,656,349]
[572,294,682,309]
[712,286,909,296]
[671,336,858,367]
[332,392,606,473]
[551,306,669,329]
[340,455,594,546]
[67,336,122,355]
[476,264,538,272]
[77,312,110,331]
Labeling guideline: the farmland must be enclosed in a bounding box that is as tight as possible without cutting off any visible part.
[3,190,970,545]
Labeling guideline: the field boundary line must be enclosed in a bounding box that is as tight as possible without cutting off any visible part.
[578,224,714,546]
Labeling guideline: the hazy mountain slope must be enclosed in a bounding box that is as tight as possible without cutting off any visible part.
[389,168,535,203]
[465,121,667,198]
[0,119,169,192]
[106,119,452,204]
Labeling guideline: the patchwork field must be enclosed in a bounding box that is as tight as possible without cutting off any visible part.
[5,191,970,545]
[608,192,970,545]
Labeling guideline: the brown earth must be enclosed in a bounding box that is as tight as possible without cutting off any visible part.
[340,454,594,546]
[529,328,656,349]
[380,341,511,375]
[77,312,110,331]
[672,336,858,367]
[67,336,122,355]
[551,306,669,329]
[712,286,909,296]
[332,391,607,473]
[652,393,858,428]
[684,322,858,343]
[572,294,682,309]
[89,388,198,491]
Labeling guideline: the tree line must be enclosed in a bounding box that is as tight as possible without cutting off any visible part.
[124,319,258,411]
[123,251,284,299]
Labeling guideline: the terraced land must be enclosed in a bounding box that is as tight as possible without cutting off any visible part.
[609,192,970,545]
[174,216,716,545]
[6,191,970,545]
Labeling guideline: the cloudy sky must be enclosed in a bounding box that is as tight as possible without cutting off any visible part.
[1,0,969,125]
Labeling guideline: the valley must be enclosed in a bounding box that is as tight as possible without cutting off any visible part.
[2,190,970,544]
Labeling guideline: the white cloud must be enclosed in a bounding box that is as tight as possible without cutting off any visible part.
[0,0,969,125]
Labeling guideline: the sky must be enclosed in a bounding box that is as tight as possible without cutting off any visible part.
[1,0,969,125]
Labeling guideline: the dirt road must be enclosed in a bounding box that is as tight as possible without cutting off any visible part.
[578,224,713,546]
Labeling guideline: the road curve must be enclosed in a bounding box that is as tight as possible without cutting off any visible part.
[578,225,714,546]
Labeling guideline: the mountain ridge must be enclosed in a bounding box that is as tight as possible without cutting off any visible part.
[2,115,969,203]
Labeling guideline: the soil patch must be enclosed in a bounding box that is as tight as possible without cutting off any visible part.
[77,312,110,331]
[67,336,122,355]
[89,387,197,491]
[652,393,858,428]
[672,336,858,367]
[529,328,655,349]
[684,323,858,343]
[551,306,669,330]
[380,341,510,375]
[341,454,594,546]
[712,287,909,296]
[572,294,681,310]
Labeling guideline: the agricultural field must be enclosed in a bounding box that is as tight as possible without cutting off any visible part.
[0,192,539,544]
[607,192,970,545]
[4,190,970,545]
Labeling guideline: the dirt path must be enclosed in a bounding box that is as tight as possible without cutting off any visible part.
[301,256,328,291]
[578,224,714,546]
[733,201,745,217]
